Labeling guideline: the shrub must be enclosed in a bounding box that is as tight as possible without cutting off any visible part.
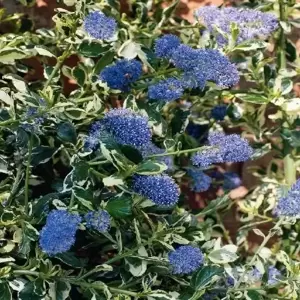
[0,0,300,299]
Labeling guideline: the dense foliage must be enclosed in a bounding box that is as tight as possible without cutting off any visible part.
[0,0,300,299]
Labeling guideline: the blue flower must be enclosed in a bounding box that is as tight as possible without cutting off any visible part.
[85,210,110,232]
[148,78,184,102]
[172,47,239,88]
[211,105,227,121]
[168,245,204,274]
[208,132,253,163]
[137,143,174,171]
[223,172,242,190]
[188,169,212,192]
[195,6,278,47]
[132,174,179,206]
[102,108,151,147]
[84,11,117,40]
[100,59,143,91]
[267,267,281,285]
[248,267,262,282]
[275,179,300,217]
[39,210,81,256]
[191,148,223,168]
[154,34,181,59]
[171,44,200,71]
[84,121,102,150]
[181,69,206,90]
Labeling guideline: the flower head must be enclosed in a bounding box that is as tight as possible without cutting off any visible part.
[102,108,151,147]
[211,105,227,121]
[168,245,204,274]
[84,11,117,40]
[148,78,184,102]
[132,174,179,206]
[154,34,181,59]
[39,210,81,256]
[188,169,212,192]
[172,47,239,88]
[267,267,281,285]
[195,6,278,47]
[208,132,253,163]
[85,210,110,232]
[275,179,300,217]
[181,69,206,90]
[191,148,223,168]
[223,172,242,190]
[100,59,143,91]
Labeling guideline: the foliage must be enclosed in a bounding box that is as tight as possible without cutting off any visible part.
[0,0,300,299]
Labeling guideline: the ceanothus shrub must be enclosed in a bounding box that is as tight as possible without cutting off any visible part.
[0,0,299,299]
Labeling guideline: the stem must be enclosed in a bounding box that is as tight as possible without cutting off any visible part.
[13,270,40,276]
[140,67,177,80]
[235,218,284,288]
[160,24,202,30]
[24,136,34,215]
[7,164,23,206]
[42,44,72,93]
[146,146,212,158]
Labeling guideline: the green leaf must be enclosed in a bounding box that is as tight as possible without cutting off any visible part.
[55,252,87,268]
[234,41,267,51]
[78,41,109,57]
[72,66,86,87]
[65,108,86,120]
[158,0,180,27]
[31,146,56,166]
[197,196,229,216]
[72,186,94,210]
[103,176,124,187]
[190,266,223,290]
[208,245,239,264]
[48,281,71,300]
[135,160,167,175]
[24,222,39,241]
[245,290,263,300]
[94,51,115,74]
[19,282,43,300]
[235,93,269,104]
[57,122,77,144]
[0,48,28,64]
[35,46,56,58]
[0,282,12,300]
[106,195,132,218]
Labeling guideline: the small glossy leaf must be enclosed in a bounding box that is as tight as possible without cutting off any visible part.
[236,93,269,104]
[0,282,12,300]
[106,195,132,218]
[57,122,77,144]
[55,252,87,268]
[191,266,223,290]
[135,160,167,175]
[78,41,109,57]
[31,146,55,166]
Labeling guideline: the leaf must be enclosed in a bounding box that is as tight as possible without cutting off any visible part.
[190,266,223,290]
[197,196,229,216]
[72,66,86,87]
[31,146,56,166]
[158,0,180,27]
[103,176,124,187]
[3,74,28,92]
[0,90,13,106]
[57,122,77,144]
[0,48,28,64]
[118,40,141,59]
[35,46,56,57]
[106,195,132,218]
[23,222,39,241]
[135,161,167,175]
[94,51,115,74]
[208,246,239,264]
[64,108,86,120]
[125,247,147,277]
[0,282,12,300]
[48,281,71,300]
[234,41,267,51]
[72,186,94,210]
[235,93,269,104]
[18,282,43,300]
[78,41,109,57]
[245,290,263,300]
[55,252,87,268]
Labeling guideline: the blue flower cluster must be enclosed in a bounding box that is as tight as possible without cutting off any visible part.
[148,78,184,102]
[171,45,239,88]
[132,174,179,206]
[192,132,253,167]
[84,11,117,40]
[102,108,151,147]
[100,59,143,91]
[195,6,278,46]
[85,209,110,233]
[268,267,281,285]
[138,143,174,171]
[188,169,212,192]
[39,210,81,256]
[275,179,300,218]
[223,172,242,190]
[211,104,227,121]
[168,245,204,274]
[154,34,181,59]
